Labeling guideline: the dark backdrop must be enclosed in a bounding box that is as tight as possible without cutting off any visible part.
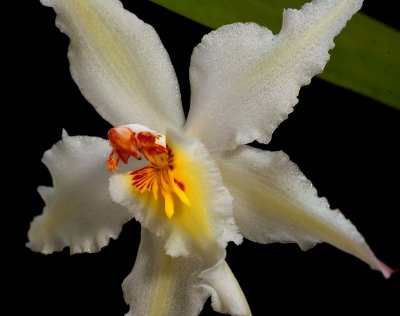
[3,1,399,315]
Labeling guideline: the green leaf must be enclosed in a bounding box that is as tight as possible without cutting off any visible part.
[151,0,400,110]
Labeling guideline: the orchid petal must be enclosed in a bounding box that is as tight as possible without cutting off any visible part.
[41,0,184,132]
[123,229,208,316]
[213,146,394,278]
[185,0,363,151]
[123,228,250,316]
[27,132,133,254]
[110,129,242,260]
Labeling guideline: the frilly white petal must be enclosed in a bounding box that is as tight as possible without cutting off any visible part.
[213,146,394,278]
[123,228,250,316]
[27,132,133,254]
[185,0,363,150]
[40,0,184,132]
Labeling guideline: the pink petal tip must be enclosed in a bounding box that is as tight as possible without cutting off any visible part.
[375,259,398,279]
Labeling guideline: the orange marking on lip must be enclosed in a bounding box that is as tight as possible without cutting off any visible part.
[174,178,185,192]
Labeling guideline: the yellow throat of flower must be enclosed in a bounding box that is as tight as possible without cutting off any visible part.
[107,124,190,218]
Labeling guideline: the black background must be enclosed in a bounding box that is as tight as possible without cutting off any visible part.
[3,0,399,315]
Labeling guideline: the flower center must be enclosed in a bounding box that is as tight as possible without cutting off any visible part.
[107,124,190,218]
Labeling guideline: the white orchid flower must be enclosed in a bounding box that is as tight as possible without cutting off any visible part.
[28,0,395,315]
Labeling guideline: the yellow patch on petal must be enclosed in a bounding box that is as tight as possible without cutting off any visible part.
[168,138,214,245]
[147,253,179,315]
[69,1,144,94]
